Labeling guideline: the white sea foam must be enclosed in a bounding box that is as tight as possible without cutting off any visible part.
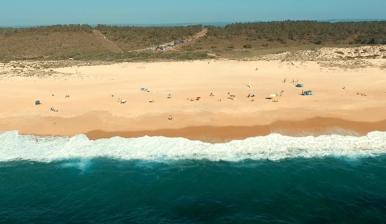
[0,131,386,162]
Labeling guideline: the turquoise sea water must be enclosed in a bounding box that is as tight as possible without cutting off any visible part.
[1,132,386,223]
[1,158,386,223]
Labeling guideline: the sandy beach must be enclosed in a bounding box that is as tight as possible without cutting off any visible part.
[1,55,386,142]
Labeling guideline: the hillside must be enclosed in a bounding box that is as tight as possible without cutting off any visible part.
[0,21,386,61]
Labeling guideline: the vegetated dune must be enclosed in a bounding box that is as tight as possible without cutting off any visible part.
[1,21,386,61]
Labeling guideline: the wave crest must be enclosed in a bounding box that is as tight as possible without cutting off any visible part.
[0,131,386,162]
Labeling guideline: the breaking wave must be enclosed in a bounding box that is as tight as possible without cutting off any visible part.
[0,131,386,162]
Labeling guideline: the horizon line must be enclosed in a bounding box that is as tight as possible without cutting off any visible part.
[1,18,386,29]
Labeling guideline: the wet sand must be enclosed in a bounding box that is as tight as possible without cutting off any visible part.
[87,117,386,142]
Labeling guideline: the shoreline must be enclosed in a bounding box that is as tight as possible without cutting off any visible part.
[81,117,386,142]
[4,117,385,143]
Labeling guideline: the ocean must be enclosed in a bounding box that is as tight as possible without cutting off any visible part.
[1,131,386,223]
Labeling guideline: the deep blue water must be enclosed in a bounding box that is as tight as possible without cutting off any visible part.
[1,156,386,224]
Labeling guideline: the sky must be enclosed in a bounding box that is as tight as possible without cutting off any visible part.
[0,0,385,26]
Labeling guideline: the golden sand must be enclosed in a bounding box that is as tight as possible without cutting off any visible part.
[0,59,385,141]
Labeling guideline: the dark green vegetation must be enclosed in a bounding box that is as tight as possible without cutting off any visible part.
[196,21,386,58]
[1,21,386,61]
[97,25,202,50]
